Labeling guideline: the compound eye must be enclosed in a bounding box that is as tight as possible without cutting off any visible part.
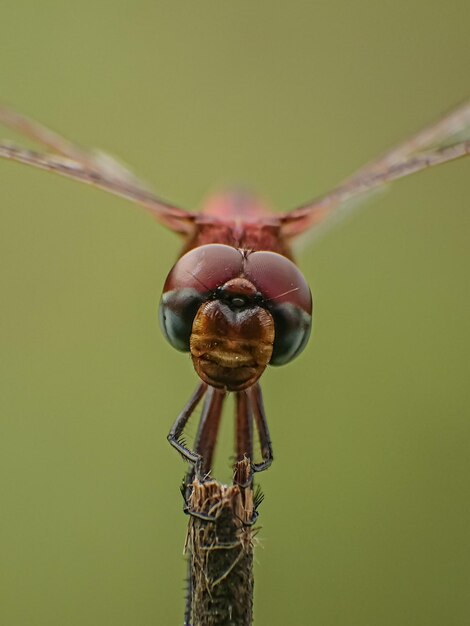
[244,251,313,365]
[159,244,244,351]
[159,288,204,352]
[268,303,312,365]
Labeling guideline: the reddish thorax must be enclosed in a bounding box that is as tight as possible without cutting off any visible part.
[181,190,293,259]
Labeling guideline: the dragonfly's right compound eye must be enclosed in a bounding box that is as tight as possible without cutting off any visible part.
[159,288,205,352]
[159,244,244,352]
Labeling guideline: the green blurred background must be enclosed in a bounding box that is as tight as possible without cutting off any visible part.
[1,1,469,625]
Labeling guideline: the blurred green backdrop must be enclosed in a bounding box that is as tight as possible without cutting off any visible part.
[1,1,469,625]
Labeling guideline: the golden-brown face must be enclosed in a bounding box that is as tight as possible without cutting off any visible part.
[190,293,275,391]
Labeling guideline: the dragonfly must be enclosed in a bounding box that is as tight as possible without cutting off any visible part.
[1,103,469,485]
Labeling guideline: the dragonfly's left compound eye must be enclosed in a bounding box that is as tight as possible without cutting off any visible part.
[244,251,313,366]
[159,244,244,352]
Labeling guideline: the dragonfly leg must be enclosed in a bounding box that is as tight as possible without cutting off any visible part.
[235,390,254,463]
[167,382,207,466]
[232,391,254,488]
[250,383,274,473]
[193,386,226,477]
[177,386,226,506]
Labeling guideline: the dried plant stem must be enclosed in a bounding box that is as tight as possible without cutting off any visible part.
[184,460,256,626]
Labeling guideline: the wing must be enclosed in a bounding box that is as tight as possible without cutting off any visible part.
[280,101,470,239]
[0,107,195,235]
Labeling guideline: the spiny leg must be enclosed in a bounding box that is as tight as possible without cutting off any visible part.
[182,386,226,505]
[192,386,226,478]
[250,383,274,473]
[235,390,254,463]
[167,382,207,465]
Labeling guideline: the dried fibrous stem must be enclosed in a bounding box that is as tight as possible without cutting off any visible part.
[185,460,256,626]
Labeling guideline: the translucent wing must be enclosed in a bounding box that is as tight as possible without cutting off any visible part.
[280,101,470,239]
[0,107,195,235]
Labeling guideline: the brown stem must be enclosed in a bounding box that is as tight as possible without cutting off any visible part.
[185,459,256,626]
